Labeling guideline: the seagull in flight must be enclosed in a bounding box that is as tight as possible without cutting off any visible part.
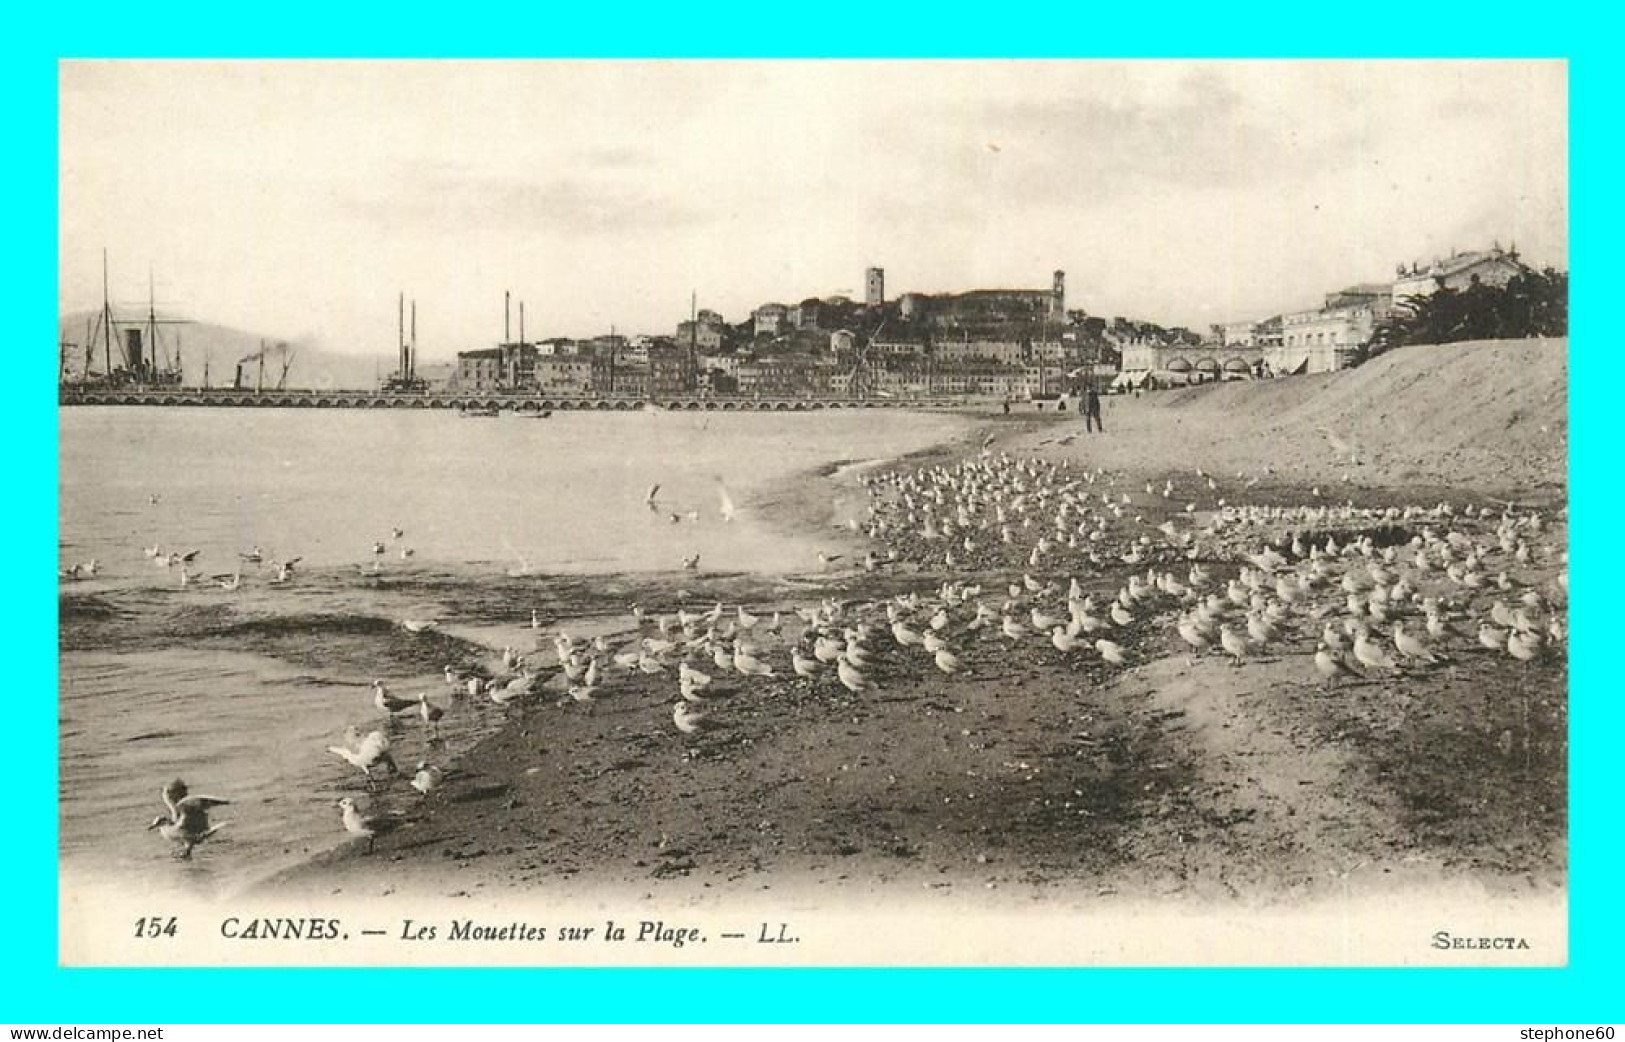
[147,779,230,859]
[645,483,662,511]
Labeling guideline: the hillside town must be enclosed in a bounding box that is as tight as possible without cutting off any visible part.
[432,242,1540,400]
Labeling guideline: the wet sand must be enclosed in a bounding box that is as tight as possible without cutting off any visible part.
[263,341,1567,919]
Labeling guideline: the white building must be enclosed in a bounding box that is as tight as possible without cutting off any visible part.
[1393,244,1529,302]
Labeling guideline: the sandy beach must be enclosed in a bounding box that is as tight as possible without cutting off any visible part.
[249,337,1565,945]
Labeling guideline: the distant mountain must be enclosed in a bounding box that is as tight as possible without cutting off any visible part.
[56,311,418,390]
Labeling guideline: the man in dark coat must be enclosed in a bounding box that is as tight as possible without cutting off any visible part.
[1084,387,1103,433]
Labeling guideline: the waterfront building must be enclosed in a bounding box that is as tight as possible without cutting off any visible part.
[869,340,928,360]
[534,356,595,394]
[935,339,1025,366]
[1393,243,1529,301]
[1273,284,1393,375]
[737,357,813,397]
[1222,320,1262,347]
[454,342,537,391]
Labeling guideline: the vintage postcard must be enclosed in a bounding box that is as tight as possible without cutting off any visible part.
[57,59,1568,967]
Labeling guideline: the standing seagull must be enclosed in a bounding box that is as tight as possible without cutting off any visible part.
[336,797,401,854]
[147,779,230,859]
[417,693,446,737]
[373,679,416,717]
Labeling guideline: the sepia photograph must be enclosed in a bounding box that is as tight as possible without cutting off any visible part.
[56,58,1569,968]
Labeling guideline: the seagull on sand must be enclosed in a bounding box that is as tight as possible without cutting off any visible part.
[1313,643,1362,689]
[1095,639,1128,667]
[147,779,229,859]
[417,693,446,736]
[336,796,401,854]
[1352,628,1399,671]
[1219,624,1249,667]
[836,653,873,694]
[673,700,716,735]
[790,648,823,677]
[328,728,399,784]
[373,679,417,716]
[1392,621,1441,665]
[411,762,444,797]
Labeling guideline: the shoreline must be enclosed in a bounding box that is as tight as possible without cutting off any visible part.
[257,373,1566,910]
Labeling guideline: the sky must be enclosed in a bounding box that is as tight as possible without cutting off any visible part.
[59,60,1568,360]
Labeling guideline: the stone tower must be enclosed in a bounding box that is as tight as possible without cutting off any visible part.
[866,267,885,307]
[1052,270,1066,316]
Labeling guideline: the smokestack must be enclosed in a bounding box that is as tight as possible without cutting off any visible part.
[410,299,417,381]
[398,292,405,378]
[504,290,511,344]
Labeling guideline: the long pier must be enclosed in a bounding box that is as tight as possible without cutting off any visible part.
[58,388,969,411]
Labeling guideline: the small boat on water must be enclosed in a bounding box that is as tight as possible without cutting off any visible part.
[459,405,501,418]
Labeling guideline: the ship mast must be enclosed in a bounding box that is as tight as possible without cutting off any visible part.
[148,265,161,378]
[101,249,114,378]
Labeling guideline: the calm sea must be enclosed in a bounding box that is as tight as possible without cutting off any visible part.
[58,406,972,896]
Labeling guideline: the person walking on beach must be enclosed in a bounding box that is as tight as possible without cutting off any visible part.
[1084,387,1104,433]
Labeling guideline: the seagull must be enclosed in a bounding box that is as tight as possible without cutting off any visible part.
[336,796,401,854]
[681,552,700,571]
[933,647,962,674]
[791,647,822,678]
[1314,643,1361,688]
[411,762,444,797]
[1095,639,1127,666]
[373,679,416,716]
[673,700,715,735]
[1219,624,1249,666]
[1352,628,1399,671]
[645,483,662,511]
[328,728,399,784]
[391,527,405,540]
[733,645,774,677]
[417,693,446,736]
[568,684,599,713]
[1392,622,1441,665]
[147,779,229,859]
[1479,622,1509,650]
[239,545,264,564]
[836,654,873,694]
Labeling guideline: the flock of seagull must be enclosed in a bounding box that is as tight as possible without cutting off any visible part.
[138,443,1567,864]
